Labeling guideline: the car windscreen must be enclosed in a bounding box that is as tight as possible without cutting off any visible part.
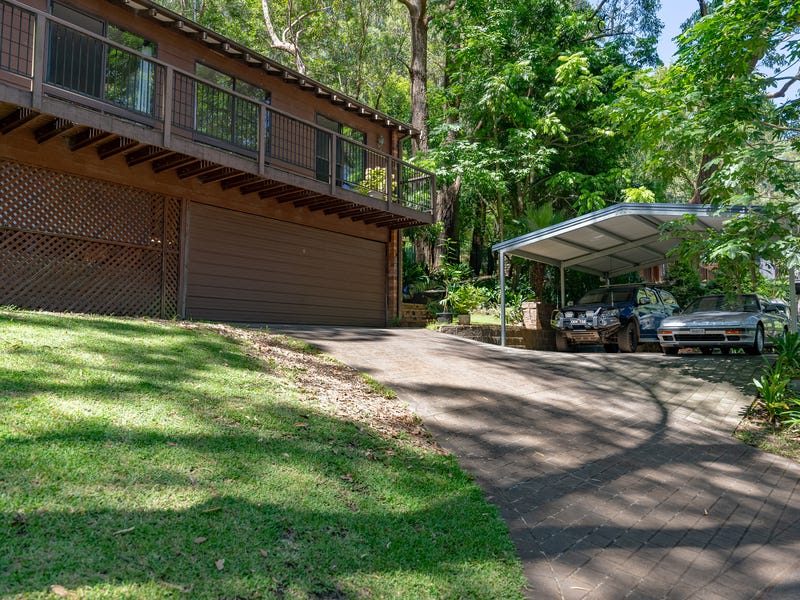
[684,295,759,313]
[578,288,636,305]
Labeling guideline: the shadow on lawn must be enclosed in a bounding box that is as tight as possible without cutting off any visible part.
[0,312,522,598]
[272,327,800,598]
[2,412,516,598]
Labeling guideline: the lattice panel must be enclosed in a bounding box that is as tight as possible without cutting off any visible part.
[0,160,165,246]
[0,161,181,318]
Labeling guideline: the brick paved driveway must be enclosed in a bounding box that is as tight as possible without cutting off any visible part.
[272,326,800,599]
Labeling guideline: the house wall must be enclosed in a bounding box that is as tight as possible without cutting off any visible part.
[0,0,412,324]
[0,116,395,323]
[50,0,395,154]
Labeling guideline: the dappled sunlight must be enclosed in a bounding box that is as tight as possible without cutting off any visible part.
[1,311,525,598]
[273,326,800,599]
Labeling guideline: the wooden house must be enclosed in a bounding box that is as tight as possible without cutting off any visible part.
[0,0,434,325]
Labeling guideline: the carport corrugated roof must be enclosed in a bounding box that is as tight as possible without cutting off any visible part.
[491,203,745,346]
[492,203,735,279]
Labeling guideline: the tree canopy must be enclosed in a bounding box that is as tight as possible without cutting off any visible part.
[161,0,800,300]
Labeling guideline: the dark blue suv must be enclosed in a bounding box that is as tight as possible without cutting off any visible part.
[551,285,680,353]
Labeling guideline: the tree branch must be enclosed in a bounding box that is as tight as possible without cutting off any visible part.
[766,70,800,99]
[582,29,633,43]
[588,0,608,23]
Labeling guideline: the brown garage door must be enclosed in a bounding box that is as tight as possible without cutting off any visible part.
[185,203,386,325]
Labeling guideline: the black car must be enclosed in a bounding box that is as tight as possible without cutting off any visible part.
[551,285,681,353]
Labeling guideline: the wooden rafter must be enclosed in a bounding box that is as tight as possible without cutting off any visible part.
[240,179,285,195]
[0,107,38,134]
[34,118,75,143]
[68,128,111,152]
[305,199,350,212]
[126,146,172,167]
[97,137,139,160]
[219,173,261,190]
[152,153,195,173]
[197,167,237,183]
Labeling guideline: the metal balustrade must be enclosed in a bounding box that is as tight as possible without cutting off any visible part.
[0,0,434,215]
[0,0,33,76]
[46,20,164,119]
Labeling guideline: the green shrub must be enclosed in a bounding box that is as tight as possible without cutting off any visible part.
[443,283,487,315]
[753,364,791,424]
[771,331,800,378]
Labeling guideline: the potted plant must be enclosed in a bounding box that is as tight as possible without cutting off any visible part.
[443,283,487,325]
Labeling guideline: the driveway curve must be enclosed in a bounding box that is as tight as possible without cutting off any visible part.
[271,326,800,600]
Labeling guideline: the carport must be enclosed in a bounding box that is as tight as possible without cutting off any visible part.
[492,202,800,346]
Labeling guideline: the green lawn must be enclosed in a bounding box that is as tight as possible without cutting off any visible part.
[0,309,524,599]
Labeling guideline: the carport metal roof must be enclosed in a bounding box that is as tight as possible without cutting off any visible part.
[492,203,735,279]
[491,203,746,346]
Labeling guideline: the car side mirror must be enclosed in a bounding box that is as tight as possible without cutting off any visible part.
[639,297,651,305]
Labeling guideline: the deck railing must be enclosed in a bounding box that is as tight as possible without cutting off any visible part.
[0,0,434,215]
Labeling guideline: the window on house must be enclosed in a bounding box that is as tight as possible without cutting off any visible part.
[315,114,366,186]
[106,26,156,114]
[194,63,269,152]
[47,3,157,116]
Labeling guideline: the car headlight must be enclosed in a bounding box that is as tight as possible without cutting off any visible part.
[596,308,620,327]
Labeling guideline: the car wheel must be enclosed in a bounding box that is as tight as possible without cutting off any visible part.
[745,324,765,356]
[555,333,571,352]
[618,320,638,353]
[604,344,619,353]
[662,346,679,355]
[700,347,713,355]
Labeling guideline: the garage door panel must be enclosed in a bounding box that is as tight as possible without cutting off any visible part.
[187,300,380,324]
[191,216,379,259]
[188,249,383,292]
[186,203,386,325]
[188,284,384,309]
[189,247,383,286]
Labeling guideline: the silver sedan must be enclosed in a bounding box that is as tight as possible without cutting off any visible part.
[657,294,790,355]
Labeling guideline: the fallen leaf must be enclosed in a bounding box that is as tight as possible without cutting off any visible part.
[341,474,354,482]
[50,585,69,597]
[112,526,135,536]
[194,537,207,544]
[160,581,192,593]
[166,441,178,447]
[259,548,269,557]
[202,507,222,514]
[215,558,225,571]
[294,422,309,428]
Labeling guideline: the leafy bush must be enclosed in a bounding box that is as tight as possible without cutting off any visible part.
[444,283,487,315]
[753,333,800,426]
[771,331,800,378]
[664,258,705,308]
[357,166,395,196]
[754,365,791,423]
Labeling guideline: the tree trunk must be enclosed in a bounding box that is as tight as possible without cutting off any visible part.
[470,200,486,275]
[690,152,718,204]
[435,174,461,266]
[398,0,429,154]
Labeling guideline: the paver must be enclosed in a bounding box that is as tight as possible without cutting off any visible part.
[272,326,800,599]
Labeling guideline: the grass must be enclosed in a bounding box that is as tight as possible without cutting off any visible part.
[735,421,800,462]
[0,309,525,599]
[735,402,800,462]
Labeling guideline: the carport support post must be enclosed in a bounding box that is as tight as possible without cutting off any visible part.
[500,251,506,347]
[791,269,798,333]
[560,264,566,308]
